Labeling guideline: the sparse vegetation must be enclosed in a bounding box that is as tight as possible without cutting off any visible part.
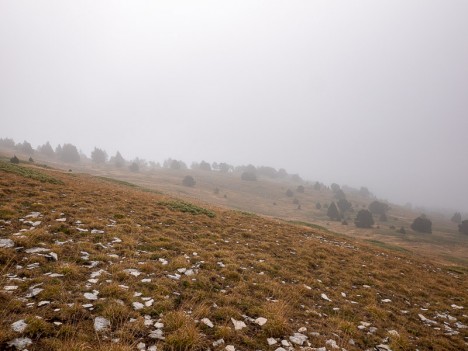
[354,209,374,228]
[182,175,196,187]
[159,200,215,218]
[411,215,432,234]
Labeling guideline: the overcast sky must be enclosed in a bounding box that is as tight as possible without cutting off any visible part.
[1,1,467,211]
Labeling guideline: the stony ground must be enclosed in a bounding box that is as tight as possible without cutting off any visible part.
[0,161,467,350]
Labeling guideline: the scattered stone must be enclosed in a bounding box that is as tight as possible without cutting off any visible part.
[388,330,400,338]
[11,320,28,333]
[225,345,235,351]
[91,229,105,234]
[56,218,67,222]
[325,339,339,349]
[7,337,32,350]
[0,238,14,248]
[381,299,392,303]
[255,317,267,326]
[84,291,99,300]
[94,317,110,332]
[267,337,277,345]
[133,302,144,310]
[124,269,141,277]
[202,318,214,328]
[25,247,50,254]
[213,339,225,347]
[289,333,308,345]
[231,318,247,330]
[451,304,464,309]
[137,342,146,350]
[321,293,332,302]
[4,285,19,291]
[375,345,392,351]
[148,329,165,340]
[38,300,50,307]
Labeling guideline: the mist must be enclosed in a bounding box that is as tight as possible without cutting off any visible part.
[1,1,467,212]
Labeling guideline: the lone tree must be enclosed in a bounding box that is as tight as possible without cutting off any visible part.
[10,155,19,164]
[59,143,80,163]
[334,189,346,200]
[241,171,257,181]
[368,201,390,216]
[286,189,294,197]
[182,175,196,187]
[199,161,211,171]
[359,187,371,197]
[91,147,108,164]
[459,220,468,235]
[451,212,462,224]
[37,141,55,157]
[316,202,322,210]
[327,202,341,221]
[17,141,34,155]
[112,151,126,168]
[128,162,139,172]
[296,185,305,193]
[337,198,352,214]
[411,215,432,234]
[354,209,374,228]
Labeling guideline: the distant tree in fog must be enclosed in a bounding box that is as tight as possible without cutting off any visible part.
[331,183,340,193]
[334,189,346,200]
[182,175,196,187]
[327,202,341,221]
[218,162,232,173]
[241,171,257,181]
[59,143,80,163]
[110,151,125,168]
[296,185,305,193]
[91,147,108,164]
[16,141,34,155]
[0,138,15,148]
[316,202,322,209]
[257,166,278,178]
[459,220,468,235]
[285,189,294,197]
[290,174,302,182]
[277,168,288,178]
[451,212,462,224]
[337,198,352,214]
[411,215,432,234]
[368,201,390,216]
[199,161,211,171]
[37,141,55,157]
[164,159,187,170]
[314,182,322,191]
[128,162,139,172]
[354,209,374,228]
[359,187,371,197]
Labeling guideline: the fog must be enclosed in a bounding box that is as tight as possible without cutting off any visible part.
[1,1,467,212]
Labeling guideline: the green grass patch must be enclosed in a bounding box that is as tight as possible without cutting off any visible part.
[365,239,411,253]
[159,200,215,218]
[97,176,139,188]
[0,160,63,185]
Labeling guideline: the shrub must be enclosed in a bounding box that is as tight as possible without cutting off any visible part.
[241,171,257,181]
[354,209,374,228]
[327,202,341,221]
[459,220,468,235]
[337,198,352,213]
[182,175,196,187]
[397,227,406,234]
[296,185,305,193]
[128,162,139,172]
[59,143,80,163]
[37,141,55,157]
[10,155,19,164]
[451,212,462,224]
[411,216,432,233]
[91,147,108,164]
[285,189,294,197]
[316,202,321,210]
[28,157,34,163]
[369,201,390,215]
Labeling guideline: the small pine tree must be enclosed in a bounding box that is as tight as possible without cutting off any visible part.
[10,155,19,164]
[182,175,196,187]
[316,202,321,210]
[459,220,468,235]
[411,216,432,234]
[451,212,462,224]
[327,202,341,221]
[296,185,305,193]
[354,209,374,228]
[286,189,294,197]
[128,162,139,172]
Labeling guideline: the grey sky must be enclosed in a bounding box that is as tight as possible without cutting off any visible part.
[1,1,467,211]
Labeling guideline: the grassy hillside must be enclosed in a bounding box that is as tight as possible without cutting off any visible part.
[0,161,467,350]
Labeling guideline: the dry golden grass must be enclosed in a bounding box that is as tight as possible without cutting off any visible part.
[0,159,467,350]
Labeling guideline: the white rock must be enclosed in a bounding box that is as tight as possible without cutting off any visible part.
[11,320,28,333]
[7,337,32,350]
[4,285,18,291]
[154,322,164,329]
[91,229,105,234]
[298,327,307,333]
[82,304,93,309]
[325,339,339,349]
[137,342,146,350]
[321,293,332,302]
[48,252,58,261]
[94,317,110,332]
[0,238,14,248]
[201,318,214,328]
[56,218,66,222]
[25,247,50,254]
[231,318,247,330]
[267,337,277,345]
[289,333,307,345]
[27,288,43,297]
[141,278,152,283]
[84,291,99,300]
[255,317,267,326]
[148,346,157,351]
[341,292,347,297]
[274,348,287,351]
[213,339,225,347]
[451,304,463,309]
[38,301,50,306]
[124,269,141,277]
[148,329,165,340]
[133,302,144,310]
[145,299,154,307]
[225,345,235,351]
[388,330,400,338]
[381,299,392,303]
